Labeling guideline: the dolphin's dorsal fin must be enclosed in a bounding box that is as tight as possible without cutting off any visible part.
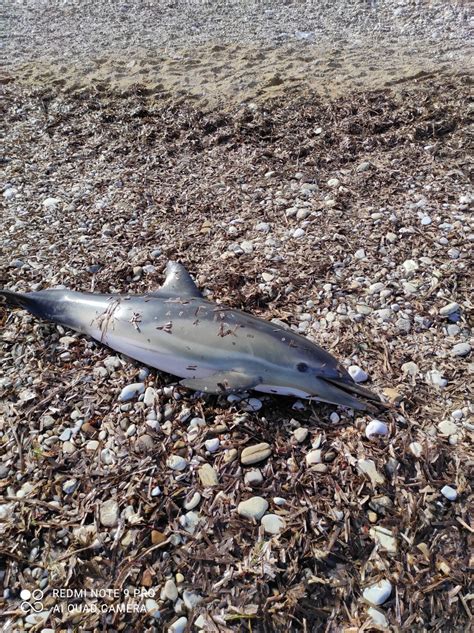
[149,261,203,298]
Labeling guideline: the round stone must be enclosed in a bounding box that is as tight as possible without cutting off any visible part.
[237,496,268,520]
[261,513,286,535]
[204,438,220,453]
[167,455,188,471]
[244,469,263,486]
[451,343,471,357]
[162,579,178,601]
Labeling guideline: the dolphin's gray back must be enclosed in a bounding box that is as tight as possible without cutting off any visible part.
[1,261,382,410]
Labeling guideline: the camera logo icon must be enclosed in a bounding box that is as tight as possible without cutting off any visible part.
[20,589,44,613]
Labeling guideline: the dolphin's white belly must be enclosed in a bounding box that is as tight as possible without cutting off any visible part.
[255,384,311,398]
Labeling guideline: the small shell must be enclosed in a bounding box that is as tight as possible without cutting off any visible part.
[365,420,389,440]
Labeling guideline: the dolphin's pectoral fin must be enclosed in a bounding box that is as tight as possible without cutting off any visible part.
[180,370,262,395]
[149,261,203,299]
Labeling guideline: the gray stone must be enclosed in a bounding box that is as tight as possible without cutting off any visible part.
[261,513,286,535]
[100,499,119,527]
[62,479,78,495]
[237,496,268,520]
[451,342,471,357]
[244,469,263,486]
[439,302,460,316]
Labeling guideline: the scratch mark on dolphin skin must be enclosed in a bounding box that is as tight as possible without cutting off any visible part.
[186,364,198,371]
[156,321,173,334]
[129,312,142,331]
[92,298,121,342]
[218,322,236,337]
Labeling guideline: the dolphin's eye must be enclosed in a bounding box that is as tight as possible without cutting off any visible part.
[297,362,309,373]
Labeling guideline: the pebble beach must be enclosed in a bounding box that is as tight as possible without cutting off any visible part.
[1,1,473,632]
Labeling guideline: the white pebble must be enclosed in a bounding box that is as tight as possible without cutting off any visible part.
[441,485,457,501]
[305,449,322,465]
[204,438,220,453]
[363,579,392,606]
[273,497,286,506]
[167,455,188,471]
[327,177,340,188]
[3,187,18,199]
[426,370,448,388]
[330,412,340,424]
[240,240,254,254]
[402,259,419,274]
[100,499,119,527]
[365,420,389,440]
[118,382,145,401]
[182,590,203,609]
[184,492,201,510]
[292,228,305,239]
[145,598,161,618]
[42,197,61,208]
[348,365,368,383]
[367,607,388,627]
[438,419,458,435]
[451,409,463,420]
[420,216,432,225]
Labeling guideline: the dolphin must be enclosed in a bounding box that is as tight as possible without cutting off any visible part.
[0,261,382,410]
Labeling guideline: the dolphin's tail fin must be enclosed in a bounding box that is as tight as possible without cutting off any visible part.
[0,289,59,321]
[0,289,34,311]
